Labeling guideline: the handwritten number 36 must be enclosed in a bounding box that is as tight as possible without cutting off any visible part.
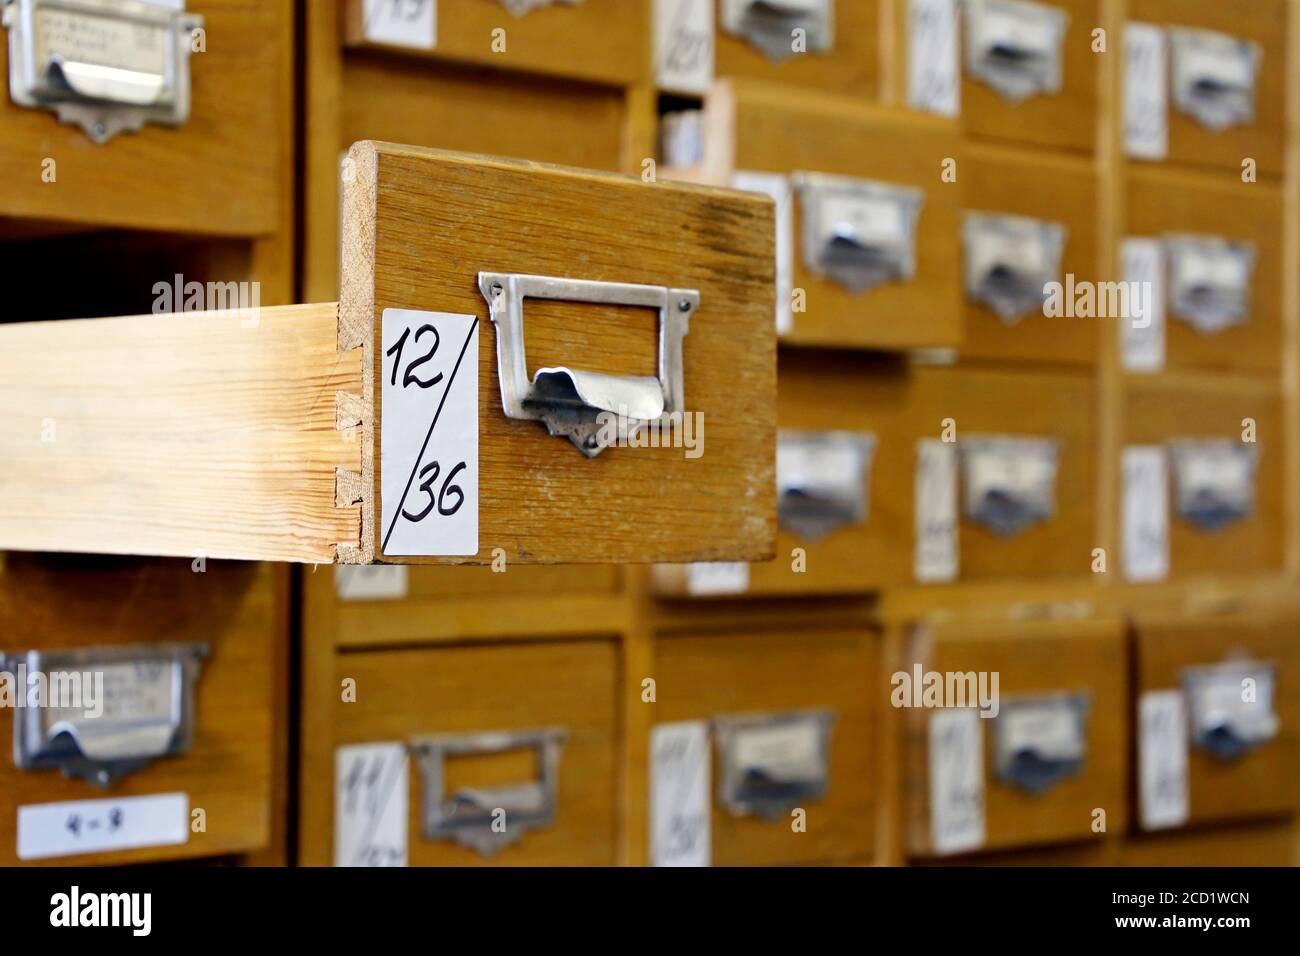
[402,460,467,523]
[386,324,444,389]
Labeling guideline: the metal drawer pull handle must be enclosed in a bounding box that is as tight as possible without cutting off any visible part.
[1,642,207,787]
[1169,27,1261,132]
[994,692,1089,795]
[959,435,1060,537]
[479,272,697,458]
[498,0,583,16]
[1164,234,1256,334]
[777,430,875,541]
[1183,662,1278,762]
[4,0,203,143]
[1169,439,1258,533]
[963,212,1067,324]
[721,0,834,63]
[714,709,834,820]
[410,728,566,857]
[963,0,1069,103]
[792,172,925,295]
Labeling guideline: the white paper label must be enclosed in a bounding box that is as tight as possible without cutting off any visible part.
[334,743,409,867]
[915,439,959,582]
[732,720,821,781]
[1122,445,1169,583]
[18,793,188,861]
[335,564,410,601]
[997,698,1085,765]
[380,309,478,557]
[1125,23,1168,160]
[1120,237,1166,372]
[650,721,711,867]
[909,0,960,117]
[929,708,985,855]
[361,0,437,50]
[1138,690,1189,830]
[686,561,749,596]
[655,0,714,95]
[732,171,794,335]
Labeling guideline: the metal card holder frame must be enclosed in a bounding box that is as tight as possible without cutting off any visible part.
[1168,26,1262,132]
[962,212,1068,324]
[959,434,1061,537]
[963,0,1069,103]
[791,172,925,295]
[1,641,208,787]
[713,709,835,820]
[1168,439,1258,533]
[410,728,566,858]
[776,430,875,542]
[1163,234,1256,335]
[4,0,202,144]
[720,0,835,63]
[994,691,1089,795]
[478,272,697,458]
[1182,660,1278,762]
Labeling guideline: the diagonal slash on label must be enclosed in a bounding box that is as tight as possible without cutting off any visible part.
[382,317,479,554]
[351,750,405,867]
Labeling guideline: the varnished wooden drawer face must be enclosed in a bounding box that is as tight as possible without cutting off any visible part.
[905,619,1126,858]
[1121,821,1296,867]
[0,0,289,236]
[960,143,1100,365]
[1122,379,1284,577]
[1132,611,1300,830]
[960,0,1101,154]
[713,0,880,97]
[907,365,1095,581]
[333,639,620,866]
[1127,0,1287,177]
[344,0,650,87]
[1126,168,1283,375]
[652,625,878,866]
[0,556,277,865]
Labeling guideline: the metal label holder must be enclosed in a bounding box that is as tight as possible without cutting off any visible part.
[1169,26,1261,132]
[776,430,875,541]
[1183,661,1278,762]
[713,709,835,820]
[963,0,1069,103]
[720,0,835,63]
[994,692,1089,795]
[959,435,1061,537]
[963,212,1068,324]
[1164,234,1256,335]
[1169,439,1258,533]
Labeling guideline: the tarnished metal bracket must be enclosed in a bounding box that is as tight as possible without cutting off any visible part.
[963,212,1067,324]
[1183,661,1278,762]
[777,430,875,541]
[4,0,203,144]
[713,709,834,821]
[963,0,1069,102]
[410,728,566,858]
[994,692,1089,795]
[1169,26,1261,132]
[721,0,834,63]
[1164,234,1256,334]
[1,641,207,787]
[959,435,1060,537]
[1169,439,1258,533]
[478,272,697,458]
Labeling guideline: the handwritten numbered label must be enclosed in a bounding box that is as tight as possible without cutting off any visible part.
[335,564,409,601]
[18,793,188,861]
[1122,445,1169,583]
[1138,690,1189,830]
[380,309,478,557]
[915,439,959,583]
[732,171,794,335]
[334,743,409,867]
[1125,23,1169,160]
[686,561,749,596]
[909,0,960,117]
[655,0,714,95]
[361,0,437,50]
[929,708,985,855]
[1120,237,1166,372]
[650,721,711,867]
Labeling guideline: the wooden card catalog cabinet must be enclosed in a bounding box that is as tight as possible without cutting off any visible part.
[0,144,776,566]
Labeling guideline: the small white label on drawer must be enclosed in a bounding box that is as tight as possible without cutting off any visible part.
[915,439,959,583]
[732,171,794,335]
[686,561,749,596]
[1122,445,1169,583]
[1120,237,1166,373]
[335,743,409,867]
[18,793,188,861]
[650,721,711,867]
[1125,23,1169,160]
[335,564,410,601]
[909,0,961,117]
[655,0,714,95]
[929,708,985,855]
[362,0,437,50]
[380,309,479,557]
[1138,690,1189,830]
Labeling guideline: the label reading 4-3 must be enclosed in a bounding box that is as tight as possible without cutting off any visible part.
[380,309,478,557]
